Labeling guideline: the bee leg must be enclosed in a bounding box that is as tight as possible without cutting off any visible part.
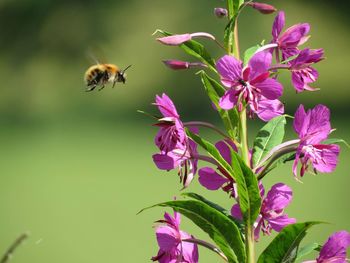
[98,85,105,91]
[86,85,96,92]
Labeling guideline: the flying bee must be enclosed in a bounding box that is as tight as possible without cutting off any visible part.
[84,63,132,92]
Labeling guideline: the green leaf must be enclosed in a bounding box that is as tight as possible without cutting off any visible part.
[227,0,244,18]
[186,130,235,180]
[224,16,237,54]
[230,149,262,225]
[243,45,260,66]
[258,222,321,263]
[186,130,261,226]
[155,30,216,72]
[252,116,287,168]
[199,71,239,138]
[296,243,321,261]
[141,200,246,263]
[182,192,245,234]
[323,138,350,148]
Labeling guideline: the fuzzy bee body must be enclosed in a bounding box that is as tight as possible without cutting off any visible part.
[84,63,131,92]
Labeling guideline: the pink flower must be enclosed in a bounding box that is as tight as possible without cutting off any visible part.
[293,105,340,177]
[231,183,296,240]
[157,32,215,46]
[162,60,207,70]
[303,231,350,263]
[152,211,199,263]
[247,2,277,14]
[198,140,238,197]
[216,51,284,121]
[152,94,198,188]
[272,11,310,60]
[153,93,186,153]
[289,48,324,92]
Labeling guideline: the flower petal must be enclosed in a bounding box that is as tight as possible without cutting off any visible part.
[268,214,296,232]
[216,55,242,87]
[279,23,310,48]
[157,34,192,46]
[312,144,340,173]
[254,78,283,100]
[264,183,293,211]
[156,226,180,250]
[256,97,284,122]
[272,11,285,40]
[318,231,350,262]
[231,204,243,220]
[219,89,238,110]
[248,51,272,80]
[155,93,179,118]
[153,153,177,170]
[198,167,229,190]
[305,104,331,144]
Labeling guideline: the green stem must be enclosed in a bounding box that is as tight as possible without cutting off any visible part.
[239,108,250,167]
[245,226,255,263]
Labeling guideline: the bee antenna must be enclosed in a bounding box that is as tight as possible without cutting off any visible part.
[121,64,132,74]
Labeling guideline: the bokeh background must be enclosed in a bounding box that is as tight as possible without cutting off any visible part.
[0,0,349,262]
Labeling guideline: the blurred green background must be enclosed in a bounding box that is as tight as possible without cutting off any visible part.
[0,0,349,262]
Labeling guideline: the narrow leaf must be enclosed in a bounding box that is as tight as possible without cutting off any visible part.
[156,30,216,72]
[296,243,321,261]
[142,200,246,263]
[224,16,237,54]
[200,71,239,138]
[257,222,321,263]
[252,115,287,168]
[230,150,261,225]
[182,192,245,234]
[186,130,235,180]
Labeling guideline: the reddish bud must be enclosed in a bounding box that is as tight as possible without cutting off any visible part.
[248,2,277,14]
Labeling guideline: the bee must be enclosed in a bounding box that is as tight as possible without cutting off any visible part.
[84,63,131,92]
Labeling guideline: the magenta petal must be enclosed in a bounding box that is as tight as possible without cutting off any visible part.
[155,93,179,118]
[305,104,331,144]
[216,55,242,87]
[156,226,179,250]
[153,154,176,170]
[215,140,238,163]
[312,144,340,173]
[248,51,272,80]
[180,234,199,263]
[198,167,229,190]
[293,105,307,136]
[265,183,293,211]
[254,78,283,100]
[157,34,192,46]
[268,215,296,232]
[256,97,284,122]
[318,231,350,262]
[279,23,310,48]
[231,204,243,220]
[219,89,238,110]
[272,11,285,40]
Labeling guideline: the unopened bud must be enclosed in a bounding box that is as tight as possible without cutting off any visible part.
[214,8,228,18]
[163,60,207,70]
[248,2,277,14]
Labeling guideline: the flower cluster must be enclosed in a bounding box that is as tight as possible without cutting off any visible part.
[144,2,348,263]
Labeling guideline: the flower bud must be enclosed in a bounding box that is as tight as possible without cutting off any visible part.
[214,7,228,18]
[157,32,215,46]
[163,60,207,70]
[248,2,277,14]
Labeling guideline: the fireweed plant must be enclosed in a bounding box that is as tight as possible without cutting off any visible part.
[139,1,350,263]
